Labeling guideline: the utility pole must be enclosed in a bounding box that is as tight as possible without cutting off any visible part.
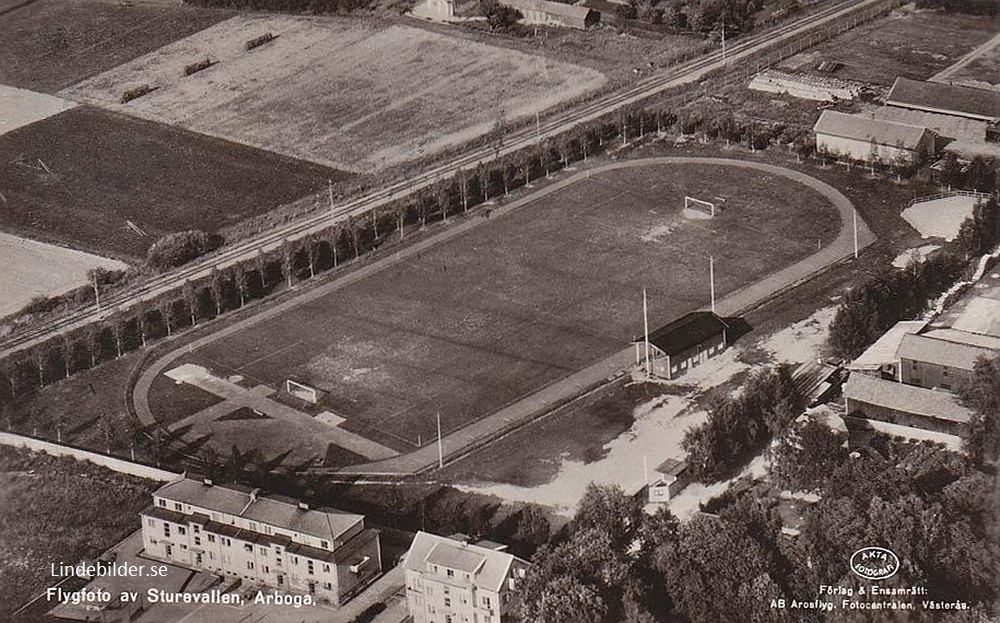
[721,20,726,64]
[853,208,859,259]
[710,255,716,314]
[93,273,100,310]
[643,288,651,378]
[436,411,444,469]
[536,112,541,145]
[328,180,334,214]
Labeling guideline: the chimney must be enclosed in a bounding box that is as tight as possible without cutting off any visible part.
[298,502,309,511]
[203,478,213,487]
[250,488,261,503]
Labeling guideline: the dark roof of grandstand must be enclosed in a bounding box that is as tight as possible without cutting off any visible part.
[635,311,728,356]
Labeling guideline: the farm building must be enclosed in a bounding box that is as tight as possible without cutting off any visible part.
[848,320,927,380]
[500,0,600,29]
[886,77,1000,124]
[843,373,973,438]
[635,311,728,380]
[897,332,996,391]
[748,69,869,102]
[812,110,936,165]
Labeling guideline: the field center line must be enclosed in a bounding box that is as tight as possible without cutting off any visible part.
[235,339,305,373]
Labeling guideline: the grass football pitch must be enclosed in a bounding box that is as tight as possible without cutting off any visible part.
[162,161,841,457]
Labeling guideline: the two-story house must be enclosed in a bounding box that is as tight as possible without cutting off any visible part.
[403,532,529,623]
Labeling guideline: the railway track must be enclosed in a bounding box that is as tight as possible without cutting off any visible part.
[0,0,890,360]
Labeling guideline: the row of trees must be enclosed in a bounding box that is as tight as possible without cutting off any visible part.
[682,365,804,482]
[828,252,968,359]
[617,0,767,32]
[184,0,371,12]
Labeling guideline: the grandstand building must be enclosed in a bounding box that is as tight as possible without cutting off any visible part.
[634,311,729,380]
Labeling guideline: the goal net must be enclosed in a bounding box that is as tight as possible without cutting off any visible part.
[286,379,319,404]
[684,196,716,218]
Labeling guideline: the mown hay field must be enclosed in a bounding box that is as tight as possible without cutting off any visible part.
[0,0,231,93]
[62,15,607,172]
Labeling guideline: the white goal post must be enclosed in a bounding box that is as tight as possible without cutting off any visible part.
[286,379,319,404]
[684,196,716,217]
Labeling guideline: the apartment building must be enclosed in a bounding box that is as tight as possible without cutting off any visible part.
[141,478,381,606]
[403,532,530,623]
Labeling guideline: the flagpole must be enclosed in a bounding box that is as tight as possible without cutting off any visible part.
[643,288,651,378]
[437,411,444,468]
[710,255,716,314]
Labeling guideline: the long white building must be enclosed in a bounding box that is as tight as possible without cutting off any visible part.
[141,478,382,606]
[403,532,530,623]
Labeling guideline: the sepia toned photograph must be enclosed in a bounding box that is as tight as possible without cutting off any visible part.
[1,0,998,621]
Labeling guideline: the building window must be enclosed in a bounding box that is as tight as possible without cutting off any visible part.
[321,540,329,549]
[324,582,332,590]
[174,503,182,511]
[277,575,284,587]
[164,525,171,538]
[147,519,155,527]
[447,569,455,578]
[193,524,200,533]
[178,526,186,536]
[158,499,166,508]
[244,544,253,553]
[307,561,315,575]
[196,553,203,565]
[483,597,491,608]
[323,564,330,573]
[194,536,201,546]
[247,561,254,570]
[224,538,231,547]
[165,545,173,557]
[444,598,451,607]
[208,534,216,543]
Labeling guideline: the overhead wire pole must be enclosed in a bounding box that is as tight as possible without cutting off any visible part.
[709,255,716,313]
[643,288,651,378]
[853,208,859,258]
[436,411,444,469]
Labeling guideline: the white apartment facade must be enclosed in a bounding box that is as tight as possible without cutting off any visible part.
[141,478,381,606]
[403,532,530,623]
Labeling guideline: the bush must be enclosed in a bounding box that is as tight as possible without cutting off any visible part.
[120,84,156,104]
[245,33,277,50]
[683,366,803,482]
[146,230,224,271]
[828,252,967,359]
